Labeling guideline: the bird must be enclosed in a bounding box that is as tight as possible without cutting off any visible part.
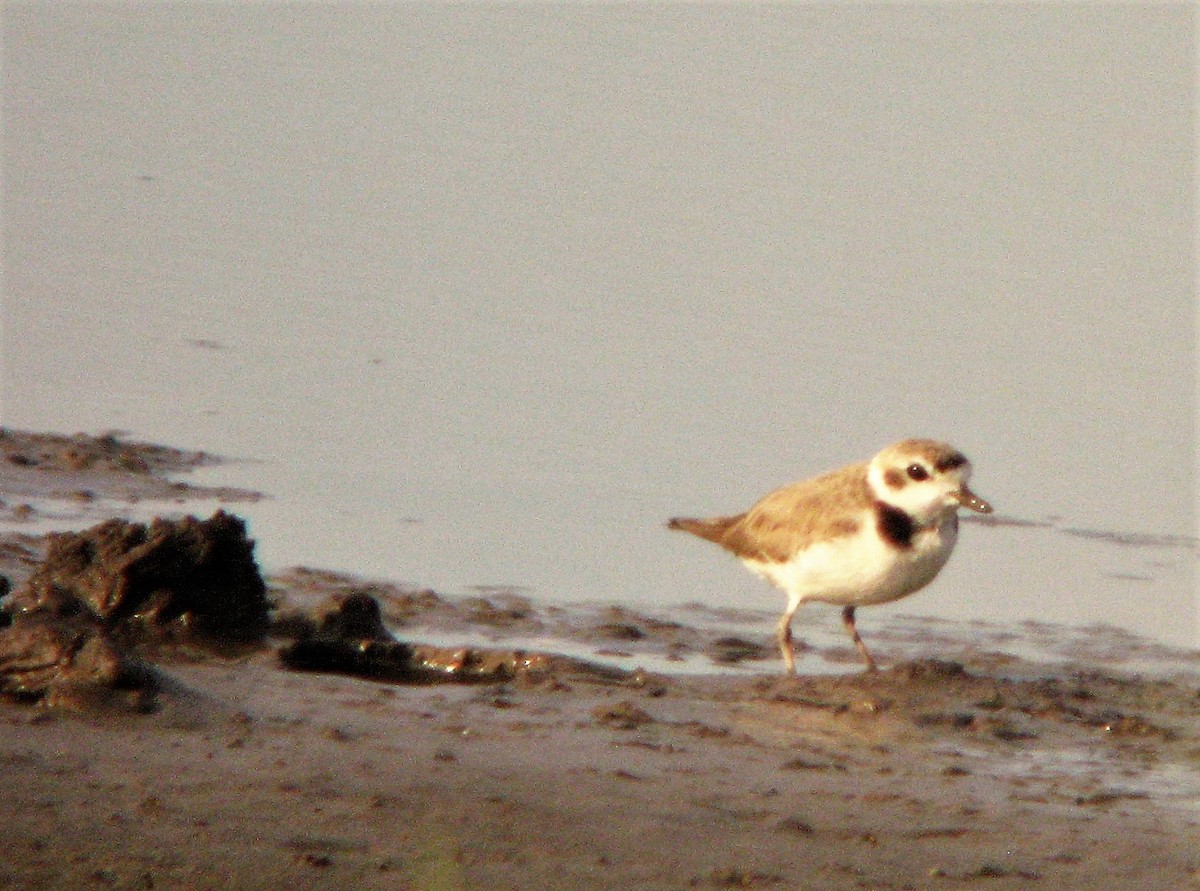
[667,439,992,673]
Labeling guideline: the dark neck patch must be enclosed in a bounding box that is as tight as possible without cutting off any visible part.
[875,502,915,549]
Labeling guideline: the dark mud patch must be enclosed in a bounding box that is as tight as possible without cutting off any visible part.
[709,635,773,664]
[11,511,270,649]
[277,590,639,688]
[268,568,781,674]
[0,512,269,710]
[0,428,211,478]
[0,532,43,586]
[756,657,1198,758]
[0,430,266,621]
[0,428,260,523]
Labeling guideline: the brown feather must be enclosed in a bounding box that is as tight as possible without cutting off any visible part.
[666,515,744,546]
[668,461,872,564]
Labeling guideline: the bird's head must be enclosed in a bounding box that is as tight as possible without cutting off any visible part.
[867,439,993,525]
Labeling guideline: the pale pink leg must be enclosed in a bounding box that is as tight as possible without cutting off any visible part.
[842,606,878,672]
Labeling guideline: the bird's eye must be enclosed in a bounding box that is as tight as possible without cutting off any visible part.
[906,463,929,481]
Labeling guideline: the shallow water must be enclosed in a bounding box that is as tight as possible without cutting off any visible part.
[3,6,1195,644]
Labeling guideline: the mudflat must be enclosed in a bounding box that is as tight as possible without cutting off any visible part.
[1,431,1197,890]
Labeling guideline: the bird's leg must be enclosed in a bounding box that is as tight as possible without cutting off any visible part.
[841,606,878,672]
[776,600,800,675]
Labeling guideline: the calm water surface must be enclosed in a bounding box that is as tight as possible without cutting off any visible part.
[3,6,1195,644]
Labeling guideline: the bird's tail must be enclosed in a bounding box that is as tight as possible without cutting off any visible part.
[666,515,741,546]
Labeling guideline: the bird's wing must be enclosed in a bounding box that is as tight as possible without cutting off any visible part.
[719,461,874,563]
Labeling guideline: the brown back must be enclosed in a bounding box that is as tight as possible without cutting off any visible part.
[668,461,872,563]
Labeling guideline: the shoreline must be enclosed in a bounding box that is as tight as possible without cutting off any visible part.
[1,430,1198,889]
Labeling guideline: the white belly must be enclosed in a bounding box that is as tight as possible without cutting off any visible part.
[744,521,958,608]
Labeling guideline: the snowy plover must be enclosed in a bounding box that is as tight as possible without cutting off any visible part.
[668,439,992,673]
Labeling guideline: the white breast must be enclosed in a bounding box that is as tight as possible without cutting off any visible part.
[744,516,959,607]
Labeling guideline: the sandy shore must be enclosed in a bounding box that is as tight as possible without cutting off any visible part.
[3,649,1199,891]
[1,431,1198,890]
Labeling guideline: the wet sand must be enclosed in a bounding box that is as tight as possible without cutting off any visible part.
[1,431,1198,890]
